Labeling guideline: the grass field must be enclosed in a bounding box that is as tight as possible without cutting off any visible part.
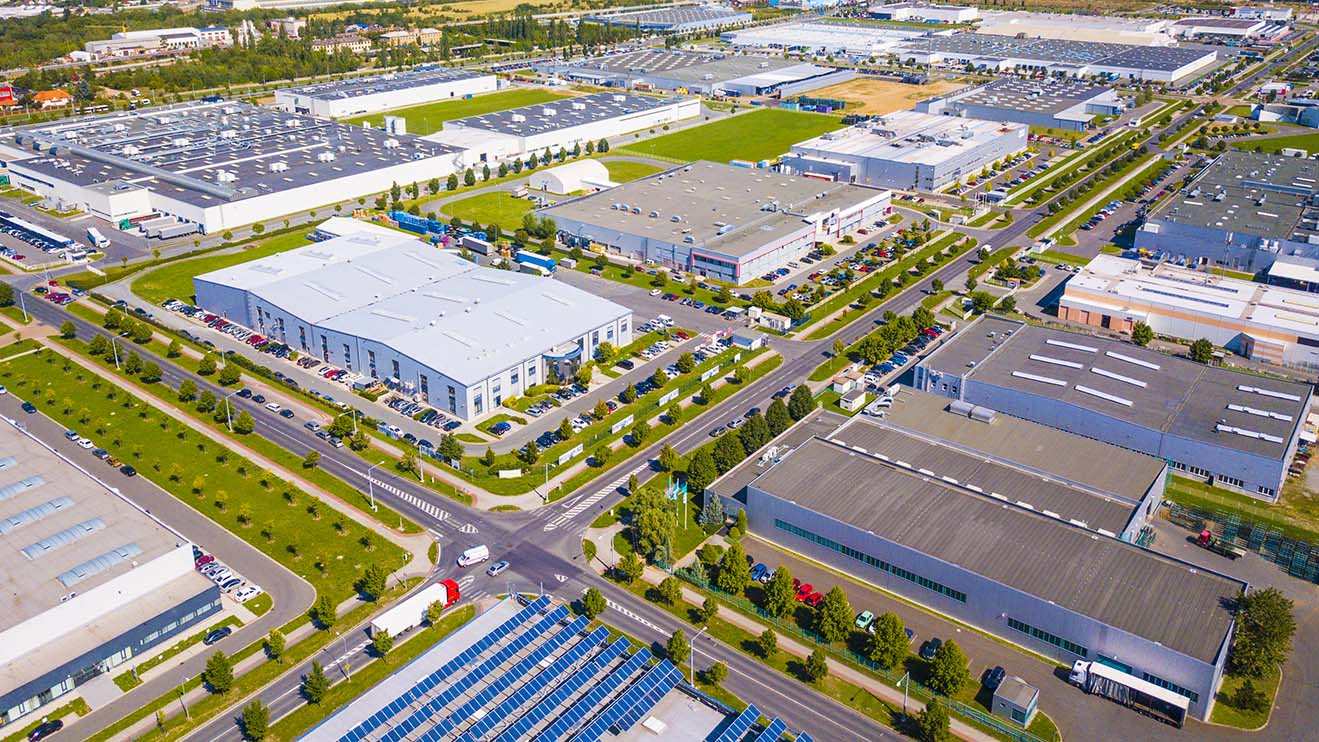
[619,109,844,163]
[444,191,535,226]
[343,88,570,134]
[807,78,965,115]
[132,230,312,305]
[601,159,667,182]
[1232,131,1319,155]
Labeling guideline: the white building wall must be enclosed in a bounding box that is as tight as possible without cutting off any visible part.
[275,74,499,119]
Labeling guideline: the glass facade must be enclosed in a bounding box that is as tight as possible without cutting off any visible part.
[1142,672,1199,703]
[1007,617,1089,658]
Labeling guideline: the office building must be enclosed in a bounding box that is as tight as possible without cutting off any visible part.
[535,49,853,97]
[82,26,232,59]
[274,67,498,118]
[194,232,632,421]
[541,160,891,285]
[782,110,1027,192]
[916,77,1123,130]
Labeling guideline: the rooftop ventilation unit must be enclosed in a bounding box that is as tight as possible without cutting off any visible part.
[541,107,557,116]
[269,161,289,173]
[511,113,526,122]
[572,101,586,110]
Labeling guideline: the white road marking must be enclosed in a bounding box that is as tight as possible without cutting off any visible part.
[366,475,475,533]
[543,462,647,531]
[606,599,663,633]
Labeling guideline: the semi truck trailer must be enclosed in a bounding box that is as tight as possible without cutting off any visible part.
[1069,661,1189,728]
[369,579,461,637]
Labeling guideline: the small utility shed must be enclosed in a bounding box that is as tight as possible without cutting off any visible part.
[992,676,1039,727]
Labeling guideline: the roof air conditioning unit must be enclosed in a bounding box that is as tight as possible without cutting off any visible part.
[511,113,526,122]
[383,138,400,148]
[270,162,289,172]
[542,107,556,116]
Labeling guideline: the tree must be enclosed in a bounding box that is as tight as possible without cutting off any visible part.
[666,629,690,664]
[303,450,321,469]
[816,586,853,644]
[592,399,610,420]
[620,383,636,404]
[198,354,217,375]
[481,447,496,467]
[927,639,970,696]
[167,339,182,358]
[310,594,337,629]
[197,390,217,413]
[676,352,695,374]
[202,650,234,693]
[970,291,994,314]
[592,444,611,467]
[597,138,610,153]
[763,566,795,617]
[581,586,607,619]
[124,351,143,375]
[218,364,241,386]
[712,430,744,473]
[521,440,540,464]
[917,699,953,742]
[964,276,977,292]
[594,341,615,364]
[931,278,944,293]
[464,168,476,187]
[446,173,459,191]
[651,368,668,388]
[787,385,815,421]
[697,491,725,535]
[89,334,110,356]
[865,612,908,669]
[658,576,682,605]
[178,379,198,402]
[0,283,12,306]
[686,449,719,494]
[804,648,829,683]
[1231,587,1296,678]
[1189,338,1215,364]
[557,418,574,441]
[756,628,778,658]
[998,295,1016,314]
[59,320,75,339]
[302,660,330,704]
[104,308,124,330]
[766,399,791,436]
[358,563,388,601]
[265,629,286,664]
[372,628,394,659]
[716,541,751,595]
[740,413,770,455]
[630,421,648,446]
[140,361,162,382]
[616,551,643,583]
[706,660,728,685]
[736,508,748,536]
[1233,678,1269,713]
[658,443,680,472]
[241,700,269,741]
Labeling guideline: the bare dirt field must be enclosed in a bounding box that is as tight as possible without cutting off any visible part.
[808,78,967,115]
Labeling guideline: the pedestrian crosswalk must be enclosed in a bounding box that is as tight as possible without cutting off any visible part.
[326,640,370,669]
[457,575,476,590]
[606,598,662,634]
[543,462,648,531]
[368,476,477,534]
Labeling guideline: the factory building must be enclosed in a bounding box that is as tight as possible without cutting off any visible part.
[0,423,219,729]
[913,315,1310,501]
[1060,253,1319,370]
[541,160,891,285]
[891,33,1217,82]
[782,110,1027,192]
[583,5,751,33]
[1169,17,1289,41]
[82,25,232,59]
[974,11,1175,45]
[1232,5,1292,21]
[273,67,498,119]
[0,100,463,235]
[916,77,1123,130]
[1252,99,1319,128]
[870,2,980,24]
[535,49,854,97]
[425,92,699,164]
[709,405,1243,722]
[720,21,926,57]
[194,233,632,422]
[1134,151,1319,275]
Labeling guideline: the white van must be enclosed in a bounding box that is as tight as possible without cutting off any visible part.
[457,545,490,567]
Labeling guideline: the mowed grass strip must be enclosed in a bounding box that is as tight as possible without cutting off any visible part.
[621,109,844,163]
[132,230,314,305]
[344,88,570,134]
[445,191,536,226]
[1232,131,1319,155]
[601,159,667,182]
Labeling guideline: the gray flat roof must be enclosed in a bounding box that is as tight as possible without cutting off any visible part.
[1148,150,1318,244]
[712,409,849,499]
[790,111,1026,169]
[877,388,1167,508]
[538,49,818,87]
[941,77,1114,115]
[541,160,887,260]
[449,92,683,137]
[922,316,1310,460]
[585,5,748,27]
[751,436,1243,663]
[279,66,490,101]
[894,32,1213,71]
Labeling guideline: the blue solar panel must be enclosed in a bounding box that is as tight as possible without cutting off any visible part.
[378,605,569,742]
[456,624,609,742]
[537,648,652,742]
[613,662,681,733]
[714,704,762,742]
[754,717,787,742]
[569,660,682,742]
[493,637,630,742]
[337,596,550,742]
[796,732,814,742]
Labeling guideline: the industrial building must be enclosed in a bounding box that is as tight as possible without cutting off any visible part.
[974,11,1175,45]
[80,25,232,59]
[1169,17,1289,41]
[194,232,632,421]
[1134,151,1319,275]
[916,77,1123,130]
[583,5,751,33]
[1252,99,1319,128]
[913,315,1310,501]
[303,595,807,742]
[274,67,498,119]
[0,100,463,235]
[781,110,1027,192]
[425,92,699,164]
[0,422,219,728]
[891,33,1217,82]
[719,21,926,57]
[870,2,980,24]
[535,49,854,97]
[709,406,1244,722]
[540,160,892,285]
[1060,253,1319,370]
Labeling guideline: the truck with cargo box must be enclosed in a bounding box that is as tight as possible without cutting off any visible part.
[462,235,492,255]
[514,249,556,273]
[369,579,461,637]
[156,222,199,240]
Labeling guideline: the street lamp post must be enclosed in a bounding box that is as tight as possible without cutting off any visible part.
[223,390,238,432]
[366,461,384,511]
[178,674,190,720]
[17,291,28,323]
[690,625,709,685]
[110,338,121,371]
[899,671,910,719]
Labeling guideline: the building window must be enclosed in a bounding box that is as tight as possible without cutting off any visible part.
[1006,617,1088,658]
[320,336,329,361]
[474,394,483,415]
[1259,486,1276,497]
[511,369,519,386]
[420,374,429,397]
[342,344,352,371]
[620,319,628,335]
[773,519,967,603]
[1219,475,1245,489]
[1011,709,1027,724]
[368,350,377,379]
[299,327,308,352]
[592,330,599,345]
[392,360,401,380]
[606,327,614,341]
[447,385,457,414]
[1141,672,1199,703]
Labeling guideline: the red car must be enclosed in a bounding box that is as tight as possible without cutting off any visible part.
[795,583,814,602]
[195,554,214,569]
[804,592,824,608]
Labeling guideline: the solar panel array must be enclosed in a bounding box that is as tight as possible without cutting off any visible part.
[492,638,632,742]
[569,661,684,742]
[538,648,655,742]
[755,717,787,742]
[714,704,762,742]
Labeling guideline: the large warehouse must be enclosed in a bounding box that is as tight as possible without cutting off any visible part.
[0,100,463,234]
[781,110,1028,192]
[891,33,1217,82]
[194,232,632,421]
[0,423,219,728]
[916,77,1124,130]
[426,92,698,164]
[583,5,751,33]
[975,11,1175,45]
[273,67,498,118]
[303,595,806,742]
[913,316,1310,501]
[1134,151,1319,274]
[541,160,892,285]
[720,20,926,57]
[535,49,854,97]
[710,407,1244,723]
[870,2,980,24]
[1061,254,1319,369]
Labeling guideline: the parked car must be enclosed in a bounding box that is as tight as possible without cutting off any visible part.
[21,402,36,414]
[984,666,1006,690]
[855,610,875,630]
[804,592,824,608]
[795,583,813,602]
[919,638,942,661]
[27,719,63,741]
[203,626,232,645]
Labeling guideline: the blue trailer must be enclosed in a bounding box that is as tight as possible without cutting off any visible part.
[515,250,557,273]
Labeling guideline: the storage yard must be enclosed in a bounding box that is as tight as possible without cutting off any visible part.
[805,77,968,115]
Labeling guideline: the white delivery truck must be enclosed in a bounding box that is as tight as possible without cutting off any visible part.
[369,579,461,637]
[457,544,490,567]
[85,227,109,249]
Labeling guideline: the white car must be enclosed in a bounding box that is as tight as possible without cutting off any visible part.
[649,289,662,296]
[209,569,233,584]
[0,385,7,395]
[264,402,281,412]
[235,585,264,603]
[77,437,95,450]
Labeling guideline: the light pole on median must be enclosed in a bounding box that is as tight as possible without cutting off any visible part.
[178,672,190,720]
[18,290,28,323]
[110,338,121,371]
[690,625,709,686]
[223,390,238,432]
[366,460,384,511]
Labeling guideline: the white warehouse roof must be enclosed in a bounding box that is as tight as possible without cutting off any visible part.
[194,233,631,384]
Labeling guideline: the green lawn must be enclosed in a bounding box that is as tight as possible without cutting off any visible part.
[444,191,535,226]
[1212,667,1279,729]
[1233,131,1319,155]
[618,109,843,163]
[132,230,313,305]
[601,159,667,182]
[343,89,569,135]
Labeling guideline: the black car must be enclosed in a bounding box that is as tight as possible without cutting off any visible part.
[203,626,232,645]
[919,638,942,661]
[21,402,36,414]
[27,719,62,741]
[252,394,266,404]
[279,409,295,419]
[237,388,253,398]
[984,666,1006,690]
[120,465,137,477]
[744,407,761,418]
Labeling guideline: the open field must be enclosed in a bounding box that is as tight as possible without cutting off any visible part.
[601,159,667,182]
[343,88,571,134]
[132,230,313,305]
[445,190,535,226]
[618,108,843,163]
[1232,131,1319,155]
[808,78,966,115]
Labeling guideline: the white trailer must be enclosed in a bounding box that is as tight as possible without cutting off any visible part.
[369,579,460,637]
[1069,660,1189,728]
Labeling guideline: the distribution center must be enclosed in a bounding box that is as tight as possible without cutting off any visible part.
[273,66,498,119]
[916,77,1124,131]
[582,5,751,33]
[535,49,854,97]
